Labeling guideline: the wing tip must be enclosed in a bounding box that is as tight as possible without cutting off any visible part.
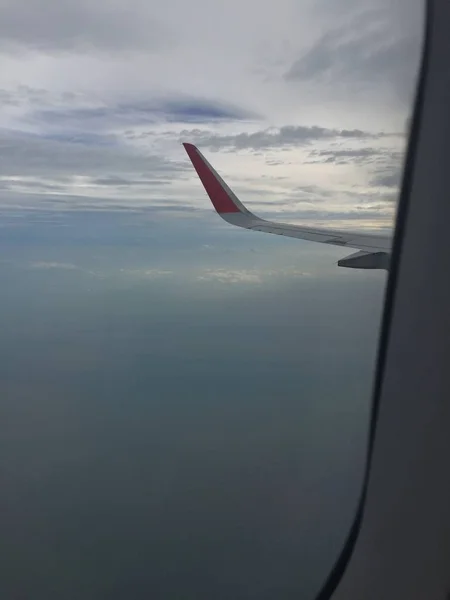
[182,142,200,160]
[182,142,241,215]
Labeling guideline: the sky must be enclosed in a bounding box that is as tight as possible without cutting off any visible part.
[0,0,423,229]
[0,0,424,598]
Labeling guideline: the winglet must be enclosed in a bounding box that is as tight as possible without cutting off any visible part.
[183,143,249,215]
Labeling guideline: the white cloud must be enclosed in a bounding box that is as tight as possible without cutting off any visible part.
[197,269,263,284]
[30,261,79,269]
[118,268,173,279]
[22,263,311,285]
[28,261,98,276]
[196,266,311,284]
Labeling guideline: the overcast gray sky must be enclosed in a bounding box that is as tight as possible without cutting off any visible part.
[0,0,424,230]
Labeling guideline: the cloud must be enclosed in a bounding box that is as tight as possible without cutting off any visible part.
[0,86,259,146]
[0,129,187,180]
[305,147,389,165]
[0,0,170,54]
[21,260,314,285]
[0,190,209,213]
[90,176,171,187]
[20,261,313,285]
[371,169,402,189]
[253,184,334,206]
[285,1,423,107]
[180,125,396,151]
[261,206,396,224]
[196,266,311,284]
[154,98,259,124]
[0,122,402,225]
[28,97,259,133]
[197,269,263,284]
[0,86,45,107]
[119,268,173,279]
[304,146,405,173]
[0,0,418,231]
[30,261,80,270]
[24,261,176,281]
[28,261,98,276]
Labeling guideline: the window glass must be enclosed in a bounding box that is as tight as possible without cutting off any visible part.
[0,0,424,598]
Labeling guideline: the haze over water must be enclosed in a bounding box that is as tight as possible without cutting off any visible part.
[1,213,386,599]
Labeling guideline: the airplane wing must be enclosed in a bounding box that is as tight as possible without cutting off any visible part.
[183,142,392,269]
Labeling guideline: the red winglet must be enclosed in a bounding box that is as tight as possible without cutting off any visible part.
[183,143,240,214]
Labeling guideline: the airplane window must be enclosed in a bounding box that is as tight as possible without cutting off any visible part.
[0,0,424,598]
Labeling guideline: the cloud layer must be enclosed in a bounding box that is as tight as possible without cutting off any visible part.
[0,0,169,54]
[0,0,424,230]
